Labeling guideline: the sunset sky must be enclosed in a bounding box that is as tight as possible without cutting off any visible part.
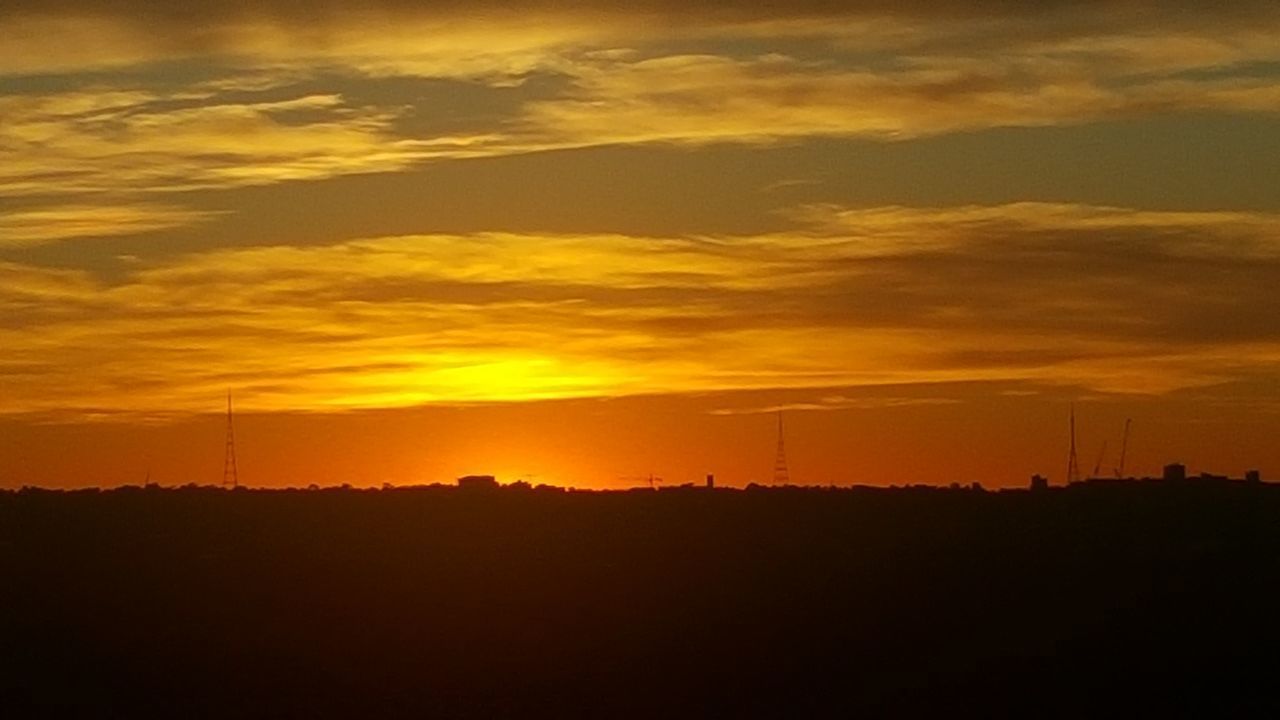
[3,1,1279,489]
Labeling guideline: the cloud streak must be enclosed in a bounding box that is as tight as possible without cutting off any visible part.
[0,202,222,247]
[0,89,500,198]
[4,5,1280,212]
[709,395,963,415]
[5,0,1279,81]
[4,203,1280,418]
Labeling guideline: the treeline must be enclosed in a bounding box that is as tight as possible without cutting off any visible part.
[3,480,1278,717]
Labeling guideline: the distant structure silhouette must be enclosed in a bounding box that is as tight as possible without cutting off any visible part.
[1066,406,1081,485]
[1115,418,1132,478]
[223,393,238,489]
[1091,441,1108,477]
[773,412,790,486]
[1163,463,1186,482]
[457,475,498,490]
[620,474,664,489]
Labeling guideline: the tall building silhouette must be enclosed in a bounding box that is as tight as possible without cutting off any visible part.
[773,412,790,486]
[223,392,238,489]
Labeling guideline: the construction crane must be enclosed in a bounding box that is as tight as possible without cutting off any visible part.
[1091,441,1108,478]
[1114,418,1132,478]
[1066,405,1081,484]
[620,473,664,490]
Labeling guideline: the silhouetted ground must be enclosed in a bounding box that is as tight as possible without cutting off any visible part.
[3,481,1278,718]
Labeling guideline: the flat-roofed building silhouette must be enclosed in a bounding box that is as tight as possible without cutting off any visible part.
[1163,463,1187,482]
[457,475,498,490]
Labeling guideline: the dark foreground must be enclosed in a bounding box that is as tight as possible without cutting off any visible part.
[3,481,1279,718]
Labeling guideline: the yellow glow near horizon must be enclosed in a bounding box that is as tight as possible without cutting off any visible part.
[4,203,1280,419]
[318,354,633,409]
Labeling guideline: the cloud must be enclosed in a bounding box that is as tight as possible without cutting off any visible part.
[4,202,1280,418]
[4,38,1278,212]
[518,51,1280,146]
[709,395,963,415]
[0,261,97,305]
[0,202,222,247]
[0,88,496,197]
[3,2,1280,211]
[789,202,1280,258]
[4,1,1279,30]
[0,10,602,78]
[3,0,1279,78]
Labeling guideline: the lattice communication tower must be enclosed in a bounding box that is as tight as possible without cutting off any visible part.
[773,412,790,486]
[223,392,239,489]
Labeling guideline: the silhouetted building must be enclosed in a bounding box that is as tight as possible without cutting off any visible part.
[1163,463,1186,482]
[706,474,715,489]
[457,475,498,490]
[1030,474,1049,491]
[1246,470,1261,484]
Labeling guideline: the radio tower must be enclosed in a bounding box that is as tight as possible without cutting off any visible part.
[773,411,790,486]
[223,392,239,489]
[1066,405,1081,485]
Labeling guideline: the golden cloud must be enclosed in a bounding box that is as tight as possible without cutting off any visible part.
[519,53,1280,146]
[4,203,1280,418]
[0,202,223,247]
[0,89,454,196]
[6,38,1279,210]
[3,0,1279,219]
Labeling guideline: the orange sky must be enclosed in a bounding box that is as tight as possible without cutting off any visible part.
[3,383,1275,490]
[3,1,1280,489]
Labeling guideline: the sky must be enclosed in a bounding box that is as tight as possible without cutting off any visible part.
[3,1,1280,489]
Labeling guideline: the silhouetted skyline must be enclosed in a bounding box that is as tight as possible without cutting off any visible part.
[6,480,1280,715]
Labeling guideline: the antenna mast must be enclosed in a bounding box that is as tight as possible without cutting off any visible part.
[223,392,239,489]
[773,411,790,486]
[1066,405,1081,485]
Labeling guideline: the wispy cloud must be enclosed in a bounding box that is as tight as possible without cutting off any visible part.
[0,202,223,247]
[4,203,1280,418]
[3,4,1280,215]
[0,89,481,197]
[519,51,1280,146]
[709,395,963,415]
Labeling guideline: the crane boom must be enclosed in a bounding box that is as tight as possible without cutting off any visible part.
[1092,441,1108,478]
[1115,418,1132,478]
